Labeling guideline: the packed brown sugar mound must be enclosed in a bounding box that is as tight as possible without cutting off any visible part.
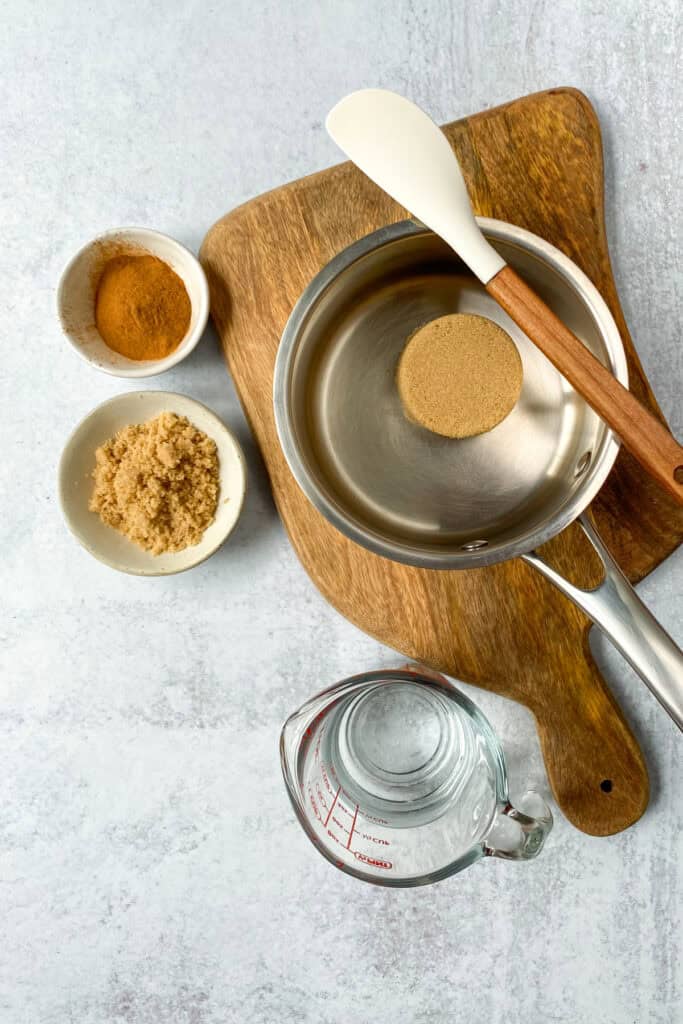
[397,313,523,439]
[90,412,219,554]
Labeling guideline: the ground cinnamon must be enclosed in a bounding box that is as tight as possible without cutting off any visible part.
[95,253,191,360]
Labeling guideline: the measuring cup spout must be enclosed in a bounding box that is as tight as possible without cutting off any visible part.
[483,791,553,861]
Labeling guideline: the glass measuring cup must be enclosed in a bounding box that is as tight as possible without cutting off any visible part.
[280,669,552,886]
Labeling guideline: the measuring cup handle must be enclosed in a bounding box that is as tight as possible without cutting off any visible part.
[522,513,683,731]
[484,792,553,861]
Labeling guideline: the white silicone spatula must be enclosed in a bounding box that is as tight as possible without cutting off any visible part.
[326,88,683,505]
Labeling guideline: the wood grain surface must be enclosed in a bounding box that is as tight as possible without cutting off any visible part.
[200,88,683,836]
[487,265,683,503]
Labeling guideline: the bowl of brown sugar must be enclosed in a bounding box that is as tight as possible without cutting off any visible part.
[57,227,210,378]
[58,391,247,575]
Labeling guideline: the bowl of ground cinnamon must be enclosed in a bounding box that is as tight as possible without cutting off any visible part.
[57,227,209,378]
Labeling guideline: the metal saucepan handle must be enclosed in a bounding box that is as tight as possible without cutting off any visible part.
[522,514,683,731]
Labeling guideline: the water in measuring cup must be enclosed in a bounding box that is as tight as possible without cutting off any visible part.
[301,680,500,879]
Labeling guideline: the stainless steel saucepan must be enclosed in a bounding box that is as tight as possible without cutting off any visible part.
[273,220,683,729]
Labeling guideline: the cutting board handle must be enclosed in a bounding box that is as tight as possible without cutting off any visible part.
[529,659,649,836]
[522,515,683,730]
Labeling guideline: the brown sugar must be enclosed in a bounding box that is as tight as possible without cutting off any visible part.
[95,254,191,360]
[396,313,523,438]
[89,412,219,555]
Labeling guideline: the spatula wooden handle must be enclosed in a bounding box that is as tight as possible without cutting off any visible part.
[487,266,683,505]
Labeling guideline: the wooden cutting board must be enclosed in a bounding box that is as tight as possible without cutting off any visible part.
[201,88,682,836]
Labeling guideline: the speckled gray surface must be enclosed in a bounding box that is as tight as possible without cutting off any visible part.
[1,1,681,1021]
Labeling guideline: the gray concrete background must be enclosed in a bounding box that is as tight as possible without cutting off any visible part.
[1,1,681,1022]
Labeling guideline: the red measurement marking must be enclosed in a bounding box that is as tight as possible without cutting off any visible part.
[359,832,390,846]
[353,850,393,870]
[308,789,323,826]
[321,765,339,786]
[320,765,335,797]
[363,812,389,825]
[315,783,328,813]
[324,785,341,827]
[346,804,359,849]
[331,815,348,834]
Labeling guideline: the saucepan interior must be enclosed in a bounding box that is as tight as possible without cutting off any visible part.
[274,219,626,569]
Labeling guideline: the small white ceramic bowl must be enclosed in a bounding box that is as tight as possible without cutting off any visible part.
[58,391,247,576]
[57,227,210,378]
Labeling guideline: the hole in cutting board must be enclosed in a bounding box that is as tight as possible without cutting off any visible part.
[600,779,613,793]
